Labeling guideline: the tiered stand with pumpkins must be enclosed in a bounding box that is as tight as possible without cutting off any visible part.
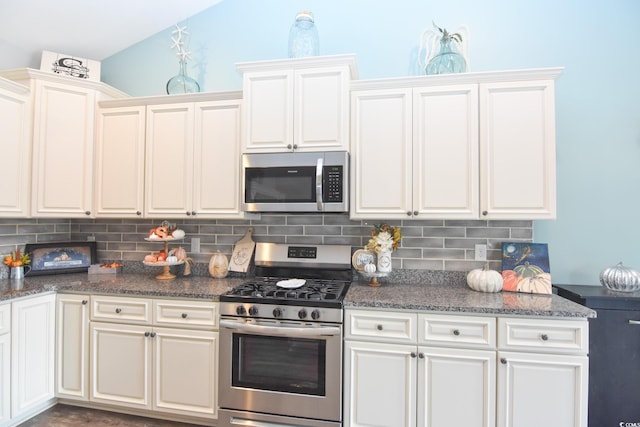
[143,221,189,280]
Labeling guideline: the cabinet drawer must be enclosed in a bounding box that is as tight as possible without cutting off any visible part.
[0,303,9,335]
[498,317,588,354]
[153,300,218,329]
[418,313,496,349]
[345,309,417,343]
[91,296,151,324]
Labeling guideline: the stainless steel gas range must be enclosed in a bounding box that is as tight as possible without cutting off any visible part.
[218,242,352,427]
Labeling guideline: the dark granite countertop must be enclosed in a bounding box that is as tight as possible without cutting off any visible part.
[0,273,246,302]
[345,280,596,318]
[1,272,596,318]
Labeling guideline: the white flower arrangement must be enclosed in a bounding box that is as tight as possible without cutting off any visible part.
[365,223,402,254]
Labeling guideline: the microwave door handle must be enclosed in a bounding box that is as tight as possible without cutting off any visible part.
[316,157,324,211]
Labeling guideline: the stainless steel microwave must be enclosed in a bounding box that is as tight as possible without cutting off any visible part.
[242,151,349,213]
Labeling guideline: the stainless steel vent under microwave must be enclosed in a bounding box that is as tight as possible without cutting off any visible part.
[242,151,349,213]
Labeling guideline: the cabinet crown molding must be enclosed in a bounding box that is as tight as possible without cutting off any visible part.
[0,67,129,99]
[351,67,564,91]
[98,90,243,108]
[237,53,359,80]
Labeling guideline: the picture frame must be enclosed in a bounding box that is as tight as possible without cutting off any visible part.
[25,241,97,276]
[40,50,101,82]
[501,242,552,294]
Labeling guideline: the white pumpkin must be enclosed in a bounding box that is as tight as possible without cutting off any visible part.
[466,263,503,293]
[364,263,376,273]
[209,251,229,278]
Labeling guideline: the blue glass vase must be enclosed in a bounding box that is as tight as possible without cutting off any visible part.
[288,11,319,58]
[166,60,200,94]
[425,38,467,75]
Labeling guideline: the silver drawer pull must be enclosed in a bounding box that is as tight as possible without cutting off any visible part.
[452,329,460,336]
[541,333,549,341]
[115,308,122,314]
[376,324,383,331]
[181,313,188,319]
[629,320,640,325]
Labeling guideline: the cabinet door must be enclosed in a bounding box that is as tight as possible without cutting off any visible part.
[31,80,95,217]
[497,351,588,427]
[243,70,293,152]
[294,66,350,152]
[153,327,218,418]
[56,294,90,401]
[94,106,146,218]
[193,100,243,218]
[418,346,496,427]
[413,85,479,219]
[0,81,31,217]
[479,80,556,219]
[145,103,194,218]
[11,294,56,417]
[344,340,416,427]
[0,332,8,425]
[90,321,152,410]
[350,88,413,219]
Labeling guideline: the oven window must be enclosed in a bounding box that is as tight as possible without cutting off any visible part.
[232,333,326,396]
[245,167,316,203]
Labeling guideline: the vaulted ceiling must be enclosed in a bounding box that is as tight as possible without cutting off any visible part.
[0,0,222,68]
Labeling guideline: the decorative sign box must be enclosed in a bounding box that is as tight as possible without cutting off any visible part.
[40,50,101,82]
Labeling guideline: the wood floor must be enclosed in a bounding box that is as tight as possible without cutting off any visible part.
[18,404,207,427]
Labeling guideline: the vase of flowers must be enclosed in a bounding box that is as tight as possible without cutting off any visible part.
[4,249,31,280]
[365,223,402,273]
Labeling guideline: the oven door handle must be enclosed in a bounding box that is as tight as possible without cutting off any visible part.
[220,319,341,337]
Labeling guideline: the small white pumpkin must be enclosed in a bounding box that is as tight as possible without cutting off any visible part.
[466,263,503,293]
[165,255,178,263]
[363,263,376,273]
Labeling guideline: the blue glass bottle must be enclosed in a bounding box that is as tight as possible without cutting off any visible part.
[288,11,319,58]
[425,37,467,75]
[166,60,200,94]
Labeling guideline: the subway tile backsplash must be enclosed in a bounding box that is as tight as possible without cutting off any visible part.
[0,215,532,277]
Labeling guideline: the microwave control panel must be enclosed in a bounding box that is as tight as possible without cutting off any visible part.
[323,166,343,202]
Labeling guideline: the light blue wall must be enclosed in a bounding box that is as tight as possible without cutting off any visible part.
[102,0,640,285]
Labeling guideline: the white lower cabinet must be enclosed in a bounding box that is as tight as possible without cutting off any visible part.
[11,293,56,423]
[0,303,10,425]
[56,294,90,401]
[86,296,219,421]
[344,310,496,427]
[345,310,588,427]
[496,317,589,427]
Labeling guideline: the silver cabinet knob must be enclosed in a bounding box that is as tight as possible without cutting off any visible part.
[376,324,383,331]
[115,308,122,314]
[192,211,196,216]
[541,334,549,341]
[413,211,418,216]
[287,144,293,149]
[181,313,188,319]
[500,357,507,364]
[418,353,425,359]
[410,352,417,358]
[293,144,298,149]
[150,332,156,338]
[144,332,150,337]
[136,211,142,216]
[452,329,460,336]
[85,211,91,216]
[482,210,488,216]
[407,211,412,216]
[81,300,88,305]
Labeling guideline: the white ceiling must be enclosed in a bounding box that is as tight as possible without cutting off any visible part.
[0,0,222,66]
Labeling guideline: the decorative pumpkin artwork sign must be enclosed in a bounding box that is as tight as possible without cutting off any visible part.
[501,242,552,294]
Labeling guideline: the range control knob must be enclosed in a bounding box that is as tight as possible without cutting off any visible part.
[311,309,320,320]
[298,309,308,319]
[236,305,246,316]
[249,306,259,316]
[273,307,283,318]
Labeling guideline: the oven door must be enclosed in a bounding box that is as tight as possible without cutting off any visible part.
[219,317,342,422]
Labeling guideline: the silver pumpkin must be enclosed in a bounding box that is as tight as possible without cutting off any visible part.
[599,262,640,292]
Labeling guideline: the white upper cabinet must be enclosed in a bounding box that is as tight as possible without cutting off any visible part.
[350,68,562,220]
[350,82,478,220]
[143,93,244,219]
[94,105,146,218]
[0,77,31,217]
[480,79,557,219]
[0,68,127,218]
[237,54,357,153]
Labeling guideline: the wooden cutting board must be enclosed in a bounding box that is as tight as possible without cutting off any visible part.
[228,227,255,273]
